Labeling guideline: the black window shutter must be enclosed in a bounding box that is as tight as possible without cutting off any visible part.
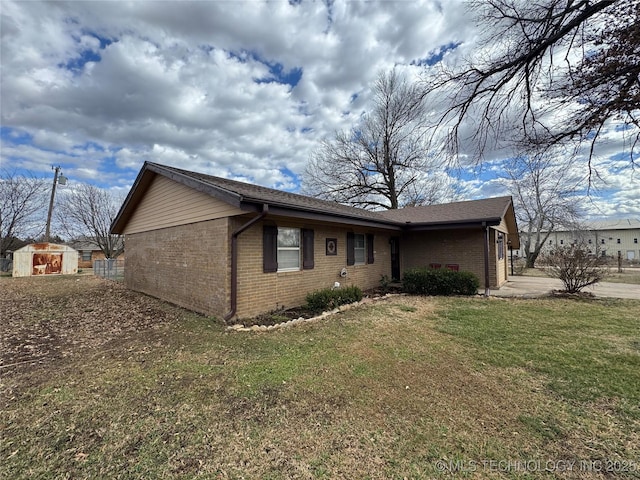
[367,234,374,264]
[263,225,278,273]
[302,228,314,270]
[346,232,355,266]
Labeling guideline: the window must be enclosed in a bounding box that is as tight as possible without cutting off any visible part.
[81,251,92,261]
[497,233,504,260]
[277,228,300,271]
[354,234,365,264]
[617,238,621,244]
[601,239,605,244]
[588,239,592,244]
[549,240,553,245]
[635,238,638,244]
[263,226,314,273]
[346,232,374,266]
[560,239,564,245]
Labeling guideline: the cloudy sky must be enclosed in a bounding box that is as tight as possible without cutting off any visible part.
[1,0,638,219]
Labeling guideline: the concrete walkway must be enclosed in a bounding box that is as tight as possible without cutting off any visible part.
[490,275,640,300]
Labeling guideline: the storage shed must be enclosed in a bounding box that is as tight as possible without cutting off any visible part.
[12,243,78,277]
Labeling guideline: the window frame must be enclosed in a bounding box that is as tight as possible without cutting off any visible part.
[263,225,314,273]
[353,233,366,265]
[346,232,374,266]
[276,227,301,272]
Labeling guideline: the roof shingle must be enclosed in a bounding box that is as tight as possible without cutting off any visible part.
[151,162,512,225]
[153,163,386,222]
[377,196,512,225]
[112,162,515,233]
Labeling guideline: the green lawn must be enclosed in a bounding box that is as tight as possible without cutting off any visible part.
[2,277,639,479]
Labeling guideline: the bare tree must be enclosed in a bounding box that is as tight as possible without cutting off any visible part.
[56,184,124,258]
[544,242,608,293]
[0,170,48,256]
[503,154,582,268]
[304,70,454,210]
[425,0,639,169]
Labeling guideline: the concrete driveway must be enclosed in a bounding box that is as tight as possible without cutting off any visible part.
[490,276,640,300]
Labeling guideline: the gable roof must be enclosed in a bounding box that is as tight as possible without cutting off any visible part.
[153,163,388,223]
[111,162,518,242]
[68,238,102,251]
[377,196,513,226]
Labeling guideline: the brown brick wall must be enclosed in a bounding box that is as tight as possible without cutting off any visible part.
[77,251,105,269]
[233,217,394,319]
[124,217,508,320]
[124,218,230,316]
[402,227,507,289]
[78,250,121,269]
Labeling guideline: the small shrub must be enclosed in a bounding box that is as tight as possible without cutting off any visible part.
[305,285,363,313]
[379,274,391,294]
[542,243,608,293]
[402,268,480,296]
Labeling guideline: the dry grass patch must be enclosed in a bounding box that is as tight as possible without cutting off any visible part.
[520,266,640,285]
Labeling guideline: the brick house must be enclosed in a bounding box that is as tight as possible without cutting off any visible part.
[68,238,108,269]
[111,162,519,321]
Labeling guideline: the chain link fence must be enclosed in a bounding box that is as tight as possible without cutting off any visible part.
[0,258,12,273]
[93,258,125,281]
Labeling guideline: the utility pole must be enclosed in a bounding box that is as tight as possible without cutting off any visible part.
[45,166,67,242]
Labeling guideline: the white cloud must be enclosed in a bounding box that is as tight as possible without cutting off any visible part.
[1,0,637,219]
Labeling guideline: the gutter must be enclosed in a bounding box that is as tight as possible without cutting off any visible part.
[223,204,269,322]
[483,222,491,297]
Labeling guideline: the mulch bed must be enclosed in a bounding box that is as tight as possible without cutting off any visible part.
[249,286,404,327]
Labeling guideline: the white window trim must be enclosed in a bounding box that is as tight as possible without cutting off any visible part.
[354,233,366,265]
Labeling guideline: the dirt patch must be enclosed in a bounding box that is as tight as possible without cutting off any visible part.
[0,276,187,375]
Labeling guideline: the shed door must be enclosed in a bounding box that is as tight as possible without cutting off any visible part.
[32,253,63,275]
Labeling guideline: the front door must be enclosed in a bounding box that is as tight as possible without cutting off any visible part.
[390,237,400,281]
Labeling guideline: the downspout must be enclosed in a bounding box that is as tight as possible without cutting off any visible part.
[483,222,491,297]
[223,204,269,322]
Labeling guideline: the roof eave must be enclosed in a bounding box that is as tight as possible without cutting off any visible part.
[404,218,502,231]
[250,202,402,230]
[110,162,245,234]
[147,162,243,207]
[111,162,154,234]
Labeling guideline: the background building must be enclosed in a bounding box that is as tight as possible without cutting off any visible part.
[515,219,640,262]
